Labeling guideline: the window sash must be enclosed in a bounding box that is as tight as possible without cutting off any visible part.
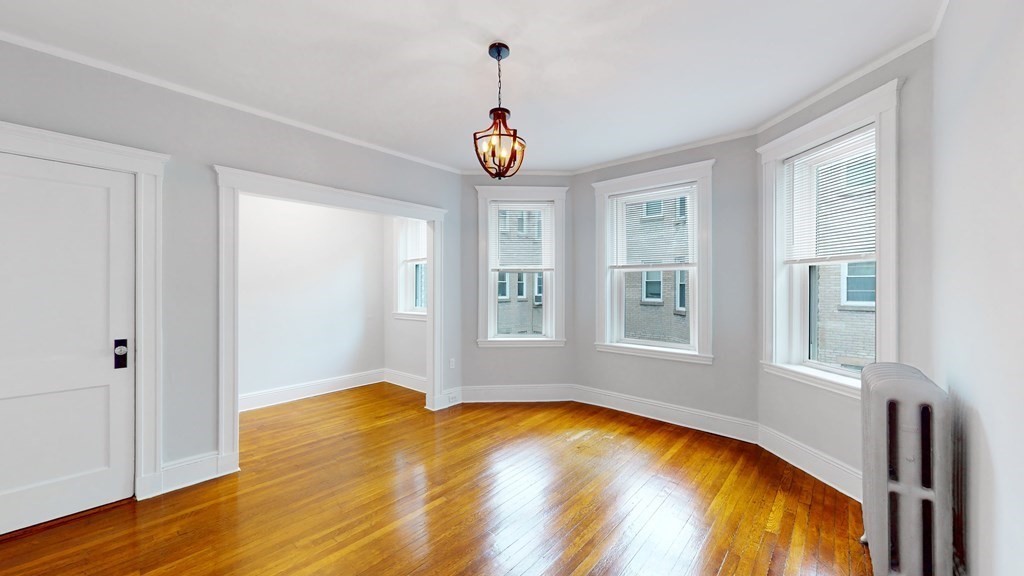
[488,201,556,271]
[610,184,697,267]
[783,125,877,265]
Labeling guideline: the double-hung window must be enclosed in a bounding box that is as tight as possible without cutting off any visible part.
[760,80,898,387]
[395,217,428,319]
[594,160,713,363]
[477,186,566,346]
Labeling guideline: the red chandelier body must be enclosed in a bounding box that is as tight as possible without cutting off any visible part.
[473,43,526,179]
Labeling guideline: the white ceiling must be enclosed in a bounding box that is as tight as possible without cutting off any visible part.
[0,0,943,173]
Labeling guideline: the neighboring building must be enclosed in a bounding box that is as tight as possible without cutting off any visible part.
[623,270,690,344]
[496,271,543,335]
[811,261,876,370]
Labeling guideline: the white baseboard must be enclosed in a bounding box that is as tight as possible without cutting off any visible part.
[136,451,240,500]
[381,369,428,393]
[759,426,862,501]
[239,370,387,411]
[458,383,860,500]
[460,383,759,443]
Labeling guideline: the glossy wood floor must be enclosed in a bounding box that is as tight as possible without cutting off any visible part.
[0,383,872,575]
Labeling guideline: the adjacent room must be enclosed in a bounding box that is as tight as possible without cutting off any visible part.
[0,1,1020,574]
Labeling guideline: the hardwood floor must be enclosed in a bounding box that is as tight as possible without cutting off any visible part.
[0,383,872,575]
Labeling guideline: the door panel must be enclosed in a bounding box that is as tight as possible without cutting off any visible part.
[0,152,135,535]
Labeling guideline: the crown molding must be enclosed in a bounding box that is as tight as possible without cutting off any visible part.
[0,30,462,175]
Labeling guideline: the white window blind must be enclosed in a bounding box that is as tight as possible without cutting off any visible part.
[783,126,877,264]
[488,202,555,271]
[610,184,696,268]
[401,218,428,261]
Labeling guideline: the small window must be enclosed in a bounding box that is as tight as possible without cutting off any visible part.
[413,263,426,309]
[534,273,543,305]
[842,261,877,306]
[497,271,509,301]
[675,270,687,313]
[396,218,427,314]
[516,272,526,300]
[642,271,663,302]
[642,200,663,218]
[677,196,688,220]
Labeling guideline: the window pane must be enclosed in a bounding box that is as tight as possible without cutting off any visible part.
[810,263,875,371]
[642,271,662,301]
[516,272,526,298]
[623,271,691,346]
[534,274,543,305]
[413,263,426,309]
[676,270,688,310]
[497,272,544,336]
[497,271,508,299]
[643,200,662,217]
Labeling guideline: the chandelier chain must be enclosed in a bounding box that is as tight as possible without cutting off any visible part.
[496,54,502,108]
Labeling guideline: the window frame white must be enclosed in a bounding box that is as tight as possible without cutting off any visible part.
[476,186,567,347]
[641,270,663,303]
[840,261,877,308]
[758,80,899,393]
[497,271,510,301]
[533,273,543,306]
[675,270,687,314]
[516,272,527,301]
[394,218,428,320]
[594,160,714,364]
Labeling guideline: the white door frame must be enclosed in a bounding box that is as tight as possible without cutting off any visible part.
[0,120,167,500]
[215,166,448,467]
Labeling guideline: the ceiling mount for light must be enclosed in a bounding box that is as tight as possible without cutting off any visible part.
[473,42,526,179]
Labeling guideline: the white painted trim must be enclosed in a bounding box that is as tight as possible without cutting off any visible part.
[156,451,239,495]
[239,370,388,411]
[0,120,168,502]
[382,369,429,394]
[569,130,757,176]
[477,339,566,348]
[460,383,758,443]
[594,343,713,365]
[0,31,461,175]
[761,362,861,400]
[392,311,427,322]
[759,80,899,383]
[755,34,930,135]
[931,0,950,37]
[593,160,714,360]
[759,426,862,501]
[455,382,860,500]
[475,186,568,345]
[217,168,448,463]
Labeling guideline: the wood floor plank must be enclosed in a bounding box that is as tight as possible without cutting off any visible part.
[0,383,871,575]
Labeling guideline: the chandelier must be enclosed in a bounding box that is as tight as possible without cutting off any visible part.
[473,42,526,179]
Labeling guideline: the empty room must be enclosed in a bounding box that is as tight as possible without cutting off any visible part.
[0,1,1019,575]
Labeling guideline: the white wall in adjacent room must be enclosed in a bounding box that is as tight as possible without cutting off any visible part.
[238,194,387,396]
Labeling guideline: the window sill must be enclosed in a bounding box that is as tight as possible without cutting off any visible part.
[760,362,861,399]
[392,312,427,322]
[595,342,712,365]
[478,338,566,348]
[838,304,876,312]
[640,300,664,306]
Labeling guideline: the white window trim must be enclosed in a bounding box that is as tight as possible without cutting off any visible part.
[394,219,428,318]
[641,270,663,303]
[758,79,899,388]
[533,273,543,306]
[594,160,714,364]
[675,270,687,314]
[642,200,663,219]
[497,271,510,301]
[840,262,877,308]
[516,272,527,301]
[476,186,567,347]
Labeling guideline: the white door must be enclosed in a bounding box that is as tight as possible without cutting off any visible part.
[0,152,135,535]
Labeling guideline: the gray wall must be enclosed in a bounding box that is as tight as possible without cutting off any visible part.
[461,175,578,387]
[932,0,1024,572]
[571,137,760,421]
[0,41,462,463]
[757,42,934,470]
